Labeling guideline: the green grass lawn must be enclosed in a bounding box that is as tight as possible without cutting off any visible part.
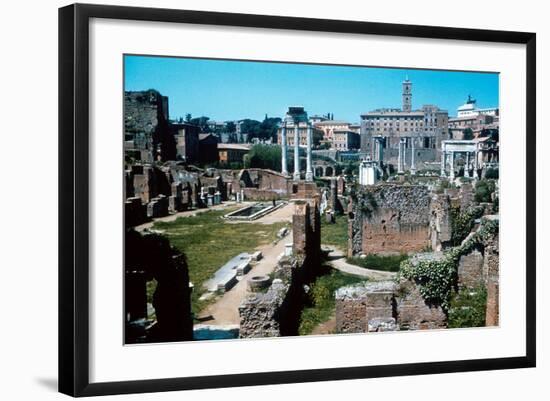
[320,214,349,251]
[151,208,289,315]
[299,267,366,335]
[346,253,408,272]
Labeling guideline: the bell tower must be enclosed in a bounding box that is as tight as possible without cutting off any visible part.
[402,77,412,112]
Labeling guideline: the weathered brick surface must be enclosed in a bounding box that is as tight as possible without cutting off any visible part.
[349,184,432,255]
[457,249,484,289]
[430,193,452,251]
[483,221,499,326]
[335,281,397,334]
[124,90,176,162]
[395,278,447,330]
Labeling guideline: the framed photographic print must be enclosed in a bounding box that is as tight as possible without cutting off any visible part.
[58,3,536,397]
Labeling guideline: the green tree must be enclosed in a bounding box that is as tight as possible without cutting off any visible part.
[244,144,282,171]
[463,128,474,140]
[474,179,496,203]
[226,121,236,133]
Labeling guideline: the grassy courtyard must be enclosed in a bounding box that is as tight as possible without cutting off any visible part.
[151,207,289,315]
[320,214,349,251]
[346,253,408,272]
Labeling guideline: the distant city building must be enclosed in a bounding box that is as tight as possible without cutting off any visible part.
[207,120,228,132]
[456,95,499,118]
[309,114,329,124]
[349,123,361,134]
[217,143,251,165]
[360,78,449,171]
[314,120,351,142]
[449,96,499,139]
[332,130,361,150]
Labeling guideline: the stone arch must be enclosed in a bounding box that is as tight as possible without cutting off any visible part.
[325,166,334,176]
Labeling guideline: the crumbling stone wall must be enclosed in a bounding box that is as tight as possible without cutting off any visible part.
[349,184,432,256]
[124,90,176,162]
[236,169,292,200]
[483,216,499,326]
[335,276,446,334]
[395,273,447,330]
[430,193,452,251]
[457,249,484,289]
[335,281,397,333]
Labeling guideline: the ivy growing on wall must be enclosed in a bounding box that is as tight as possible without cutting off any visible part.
[359,191,379,218]
[450,205,485,246]
[399,218,498,311]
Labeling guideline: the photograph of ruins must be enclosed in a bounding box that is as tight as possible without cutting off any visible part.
[124,55,499,344]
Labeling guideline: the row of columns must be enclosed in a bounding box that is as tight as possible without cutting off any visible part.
[281,122,313,181]
[396,136,417,175]
[440,150,479,179]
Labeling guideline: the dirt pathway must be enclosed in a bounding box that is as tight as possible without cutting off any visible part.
[310,315,336,335]
[325,247,397,281]
[199,231,292,325]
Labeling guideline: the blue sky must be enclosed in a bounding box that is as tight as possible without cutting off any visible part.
[124,55,499,122]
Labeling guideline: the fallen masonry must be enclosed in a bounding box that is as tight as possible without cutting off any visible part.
[203,252,253,293]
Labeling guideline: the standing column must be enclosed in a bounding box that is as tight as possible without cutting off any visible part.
[293,122,301,181]
[281,123,288,175]
[305,123,313,181]
[449,151,455,179]
[397,138,405,174]
[410,136,416,175]
[440,147,446,177]
[473,148,479,180]
[464,152,470,178]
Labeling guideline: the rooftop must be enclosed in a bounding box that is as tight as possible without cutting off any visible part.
[217,143,252,151]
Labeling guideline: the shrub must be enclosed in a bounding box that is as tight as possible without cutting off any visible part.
[448,286,487,328]
[474,179,496,203]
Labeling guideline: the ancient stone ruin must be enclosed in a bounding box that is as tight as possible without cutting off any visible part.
[336,214,499,333]
[125,229,193,343]
[239,198,321,338]
[348,184,445,256]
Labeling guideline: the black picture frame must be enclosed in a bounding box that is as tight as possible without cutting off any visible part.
[59,3,536,397]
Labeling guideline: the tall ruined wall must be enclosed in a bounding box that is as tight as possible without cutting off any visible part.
[430,193,453,251]
[124,90,175,161]
[348,184,432,256]
[484,227,499,326]
[125,229,193,343]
